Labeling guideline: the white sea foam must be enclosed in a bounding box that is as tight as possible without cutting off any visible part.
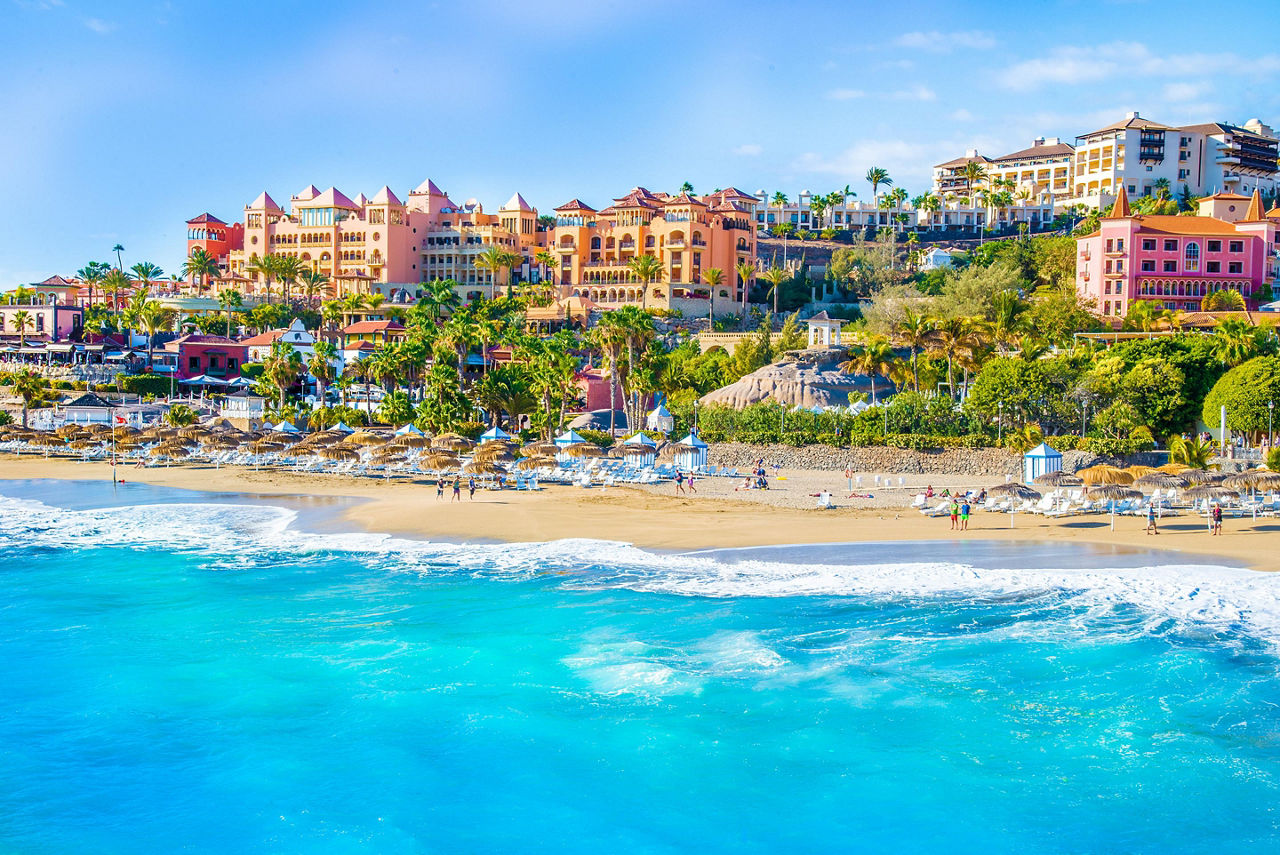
[3,493,1280,646]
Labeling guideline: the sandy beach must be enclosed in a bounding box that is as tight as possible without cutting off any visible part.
[0,453,1272,570]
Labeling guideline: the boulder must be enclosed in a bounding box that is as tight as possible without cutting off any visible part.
[700,349,881,409]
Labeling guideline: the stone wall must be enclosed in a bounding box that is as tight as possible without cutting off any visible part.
[707,442,1116,476]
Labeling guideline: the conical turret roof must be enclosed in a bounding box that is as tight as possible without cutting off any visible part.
[247,191,283,212]
[1106,185,1131,218]
[370,185,403,206]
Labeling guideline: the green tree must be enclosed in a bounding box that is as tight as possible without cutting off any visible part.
[701,267,724,325]
[308,341,340,405]
[1204,289,1247,312]
[165,403,197,426]
[760,265,789,315]
[11,371,45,427]
[182,248,221,293]
[839,334,894,404]
[136,300,177,370]
[865,167,892,207]
[1121,357,1187,437]
[218,289,243,337]
[1200,355,1280,435]
[626,253,665,311]
[261,340,303,408]
[1169,434,1217,468]
[473,245,522,300]
[1211,317,1262,367]
[9,310,32,347]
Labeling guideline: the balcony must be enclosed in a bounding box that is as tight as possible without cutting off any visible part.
[665,240,686,250]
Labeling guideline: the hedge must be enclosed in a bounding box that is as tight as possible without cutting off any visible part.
[115,374,174,396]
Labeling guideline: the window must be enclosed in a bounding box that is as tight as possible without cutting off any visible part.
[1207,261,1221,273]
[1164,239,1178,252]
[1116,259,1124,272]
[1208,240,1221,252]
[1142,239,1156,250]
[1184,242,1200,272]
[1105,260,1113,273]
[1104,281,1111,294]
[188,356,200,371]
[208,356,220,369]
[228,359,237,371]
[36,315,44,331]
[1105,239,1113,252]
[1141,260,1155,272]
[1229,262,1243,274]
[1117,238,1124,251]
[1229,240,1244,253]
[1163,260,1177,272]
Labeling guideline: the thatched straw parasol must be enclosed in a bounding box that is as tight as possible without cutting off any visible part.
[1086,484,1143,501]
[85,423,114,437]
[1134,472,1188,491]
[421,451,461,471]
[113,425,140,439]
[55,424,84,438]
[1157,462,1191,474]
[462,460,506,476]
[1033,470,1083,487]
[520,441,559,457]
[179,426,213,440]
[1224,470,1280,491]
[344,431,386,447]
[515,456,555,471]
[247,439,285,455]
[473,447,515,464]
[1185,485,1239,502]
[29,433,67,448]
[150,442,193,459]
[561,442,604,458]
[68,438,101,450]
[1178,468,1224,485]
[433,433,475,452]
[1078,465,1134,486]
[1125,465,1157,478]
[389,434,430,449]
[281,444,316,458]
[988,483,1042,501]
[320,447,360,462]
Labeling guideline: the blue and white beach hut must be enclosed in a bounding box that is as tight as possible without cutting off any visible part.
[673,432,709,472]
[622,432,658,466]
[329,421,355,435]
[395,423,426,437]
[479,426,512,442]
[1023,442,1062,484]
[274,421,301,434]
[554,429,587,463]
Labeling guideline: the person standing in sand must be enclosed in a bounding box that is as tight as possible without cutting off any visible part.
[1212,503,1223,536]
[1146,504,1158,535]
[949,499,959,531]
[845,466,853,493]
[687,472,696,494]
[960,499,971,531]
[674,470,686,495]
[468,477,476,500]
[452,478,462,503]
[436,479,444,501]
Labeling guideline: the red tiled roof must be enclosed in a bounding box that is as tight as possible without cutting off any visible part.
[554,199,597,212]
[186,212,227,225]
[37,275,76,287]
[238,329,285,347]
[991,142,1074,162]
[342,320,405,334]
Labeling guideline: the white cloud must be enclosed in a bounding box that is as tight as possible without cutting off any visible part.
[950,108,973,121]
[894,30,995,52]
[1000,42,1280,91]
[892,86,936,101]
[826,88,865,101]
[1162,81,1209,102]
[83,17,116,34]
[732,143,762,156]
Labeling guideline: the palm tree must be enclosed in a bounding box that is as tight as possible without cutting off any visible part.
[183,248,221,293]
[261,340,303,408]
[625,253,664,311]
[760,265,789,316]
[217,289,243,337]
[771,191,789,231]
[839,334,894,404]
[959,161,988,199]
[701,267,724,326]
[1152,177,1171,201]
[865,167,892,207]
[1203,288,1247,312]
[136,300,177,370]
[990,289,1025,355]
[297,268,329,307]
[76,261,110,308]
[1170,434,1217,469]
[1212,317,1260,367]
[735,260,755,320]
[12,371,44,427]
[928,316,978,400]
[9,310,32,347]
[101,268,133,322]
[894,308,933,392]
[243,253,277,303]
[534,249,559,298]
[274,254,305,305]
[112,243,125,270]
[473,246,521,300]
[421,279,462,320]
[129,261,164,300]
[587,313,628,435]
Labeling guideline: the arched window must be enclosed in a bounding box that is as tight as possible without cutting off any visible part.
[590,237,601,249]
[1184,242,1200,272]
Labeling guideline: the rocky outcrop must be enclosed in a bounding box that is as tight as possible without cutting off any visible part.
[699,349,880,410]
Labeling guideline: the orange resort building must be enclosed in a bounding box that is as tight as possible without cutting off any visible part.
[549,187,757,313]
[188,180,543,306]
[1075,187,1280,317]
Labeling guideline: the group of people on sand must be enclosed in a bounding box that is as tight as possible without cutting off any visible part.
[1145,502,1223,535]
[435,477,477,502]
[674,470,696,495]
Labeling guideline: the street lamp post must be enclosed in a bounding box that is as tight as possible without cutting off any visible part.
[1269,400,1274,453]
[997,401,1004,444]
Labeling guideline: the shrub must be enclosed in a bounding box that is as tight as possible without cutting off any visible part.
[576,429,616,448]
[456,421,485,440]
[116,374,172,397]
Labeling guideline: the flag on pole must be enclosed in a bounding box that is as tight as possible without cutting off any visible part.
[114,413,127,425]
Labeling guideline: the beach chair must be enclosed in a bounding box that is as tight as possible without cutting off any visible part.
[910,494,927,509]
[815,492,834,509]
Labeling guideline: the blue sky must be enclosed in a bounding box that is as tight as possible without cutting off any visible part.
[3,0,1279,284]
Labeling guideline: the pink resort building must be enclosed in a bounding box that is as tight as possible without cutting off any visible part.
[1075,187,1280,318]
[161,334,248,381]
[548,187,758,314]
[0,276,84,343]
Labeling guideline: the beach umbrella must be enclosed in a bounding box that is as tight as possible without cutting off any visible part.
[1134,472,1189,491]
[247,439,285,455]
[462,460,505,476]
[1086,484,1144,530]
[281,444,316,458]
[1078,465,1133,486]
[113,425,140,439]
[562,442,604,458]
[67,438,100,450]
[515,455,555,471]
[320,447,360,462]
[433,433,475,452]
[55,424,84,438]
[1228,470,1280,491]
[1124,465,1157,478]
[1178,468,1224,485]
[266,430,304,445]
[520,441,559,457]
[987,482,1041,528]
[395,423,427,437]
[1033,470,1083,487]
[1157,462,1191,474]
[474,449,515,465]
[421,451,461,471]
[1185,485,1239,502]
[345,431,386,447]
[85,423,114,437]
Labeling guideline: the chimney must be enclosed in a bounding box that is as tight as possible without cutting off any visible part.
[1033,137,1045,147]
[1126,111,1139,120]
[965,148,978,158]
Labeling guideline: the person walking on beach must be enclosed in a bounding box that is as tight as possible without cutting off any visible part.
[687,472,696,494]
[1212,503,1223,536]
[960,499,971,531]
[1146,504,1158,535]
[949,499,959,531]
[675,470,686,495]
[468,477,476,500]
[845,466,853,493]
[436,479,444,501]
[452,477,462,503]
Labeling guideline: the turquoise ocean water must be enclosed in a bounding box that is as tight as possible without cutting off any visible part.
[2,479,1279,853]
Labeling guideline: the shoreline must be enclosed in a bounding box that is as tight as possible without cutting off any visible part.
[0,455,1268,570]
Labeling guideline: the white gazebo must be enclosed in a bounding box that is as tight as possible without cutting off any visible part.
[673,432,709,472]
[646,403,674,434]
[805,311,844,349]
[554,429,586,448]
[1023,442,1063,483]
